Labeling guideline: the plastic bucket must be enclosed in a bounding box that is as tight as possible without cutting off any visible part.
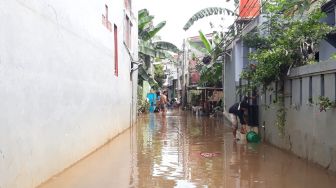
[246,131,261,143]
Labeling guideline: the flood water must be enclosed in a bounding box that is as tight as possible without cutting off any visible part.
[40,110,336,188]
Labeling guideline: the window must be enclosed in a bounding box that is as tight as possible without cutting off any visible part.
[114,25,118,76]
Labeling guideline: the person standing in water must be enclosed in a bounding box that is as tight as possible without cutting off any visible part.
[146,89,157,113]
[229,96,249,140]
[159,91,168,114]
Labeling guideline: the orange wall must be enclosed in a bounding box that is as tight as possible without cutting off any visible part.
[239,0,260,19]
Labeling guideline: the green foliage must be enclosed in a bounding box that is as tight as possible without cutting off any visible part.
[137,86,150,114]
[138,9,180,89]
[185,9,233,88]
[154,64,165,87]
[188,31,224,65]
[241,0,335,89]
[138,9,166,42]
[143,21,166,41]
[190,91,202,106]
[195,61,204,72]
[138,9,179,59]
[331,53,336,60]
[276,94,286,136]
[246,47,289,85]
[138,9,154,30]
[199,31,212,53]
[188,40,209,54]
[240,0,335,135]
[315,96,336,112]
[199,63,222,87]
[153,41,181,54]
[187,30,224,87]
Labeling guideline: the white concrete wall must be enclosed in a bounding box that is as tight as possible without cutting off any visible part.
[0,0,137,187]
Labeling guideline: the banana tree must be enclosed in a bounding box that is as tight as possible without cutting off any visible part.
[138,9,166,41]
[182,6,239,87]
[199,63,223,87]
[188,30,223,66]
[138,9,166,59]
[183,6,238,64]
[138,9,181,88]
[188,30,224,87]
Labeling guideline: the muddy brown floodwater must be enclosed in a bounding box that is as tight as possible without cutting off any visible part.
[40,110,336,188]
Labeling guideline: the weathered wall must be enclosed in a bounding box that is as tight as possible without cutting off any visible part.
[259,61,336,172]
[0,0,137,187]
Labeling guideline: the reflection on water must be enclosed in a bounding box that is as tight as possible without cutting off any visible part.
[134,111,336,188]
[40,110,336,188]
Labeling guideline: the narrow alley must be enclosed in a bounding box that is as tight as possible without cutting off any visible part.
[40,111,336,188]
[2,1,336,187]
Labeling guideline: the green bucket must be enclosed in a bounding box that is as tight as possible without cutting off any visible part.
[246,131,261,143]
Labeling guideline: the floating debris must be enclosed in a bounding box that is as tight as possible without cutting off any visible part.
[200,152,221,158]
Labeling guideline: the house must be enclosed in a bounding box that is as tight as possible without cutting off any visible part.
[164,56,180,101]
[0,0,138,187]
[186,34,210,87]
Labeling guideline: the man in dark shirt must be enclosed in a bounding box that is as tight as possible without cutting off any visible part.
[229,96,249,140]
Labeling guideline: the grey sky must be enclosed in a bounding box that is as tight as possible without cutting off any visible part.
[137,0,235,48]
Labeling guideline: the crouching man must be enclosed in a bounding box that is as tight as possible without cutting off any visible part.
[229,96,249,140]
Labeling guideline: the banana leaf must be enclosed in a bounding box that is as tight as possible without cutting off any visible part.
[153,41,180,53]
[183,7,236,31]
[198,31,212,53]
[138,15,154,31]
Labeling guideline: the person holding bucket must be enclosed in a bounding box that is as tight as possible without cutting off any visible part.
[229,96,249,140]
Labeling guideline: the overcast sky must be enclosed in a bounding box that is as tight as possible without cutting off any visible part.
[136,0,235,48]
